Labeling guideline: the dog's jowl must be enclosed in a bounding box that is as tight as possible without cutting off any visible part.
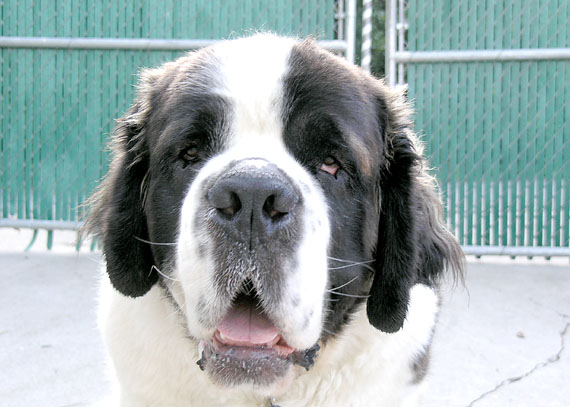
[87,34,463,407]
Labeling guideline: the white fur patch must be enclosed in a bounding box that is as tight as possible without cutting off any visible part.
[100,278,437,406]
[214,34,297,150]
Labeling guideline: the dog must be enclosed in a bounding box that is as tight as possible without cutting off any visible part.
[87,34,463,406]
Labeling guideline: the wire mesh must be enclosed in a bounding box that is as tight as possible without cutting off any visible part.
[0,0,345,227]
[396,0,570,252]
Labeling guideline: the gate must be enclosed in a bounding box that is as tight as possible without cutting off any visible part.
[386,0,570,256]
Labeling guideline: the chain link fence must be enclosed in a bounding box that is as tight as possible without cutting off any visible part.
[387,0,570,256]
[5,1,569,256]
[0,1,357,237]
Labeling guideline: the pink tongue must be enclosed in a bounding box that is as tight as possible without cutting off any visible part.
[218,301,279,345]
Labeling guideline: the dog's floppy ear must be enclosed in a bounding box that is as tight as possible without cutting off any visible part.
[85,70,159,297]
[366,88,420,333]
[366,85,464,333]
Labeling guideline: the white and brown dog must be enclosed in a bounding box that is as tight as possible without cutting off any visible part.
[87,34,463,406]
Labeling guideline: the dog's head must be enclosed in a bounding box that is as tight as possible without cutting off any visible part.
[88,34,463,392]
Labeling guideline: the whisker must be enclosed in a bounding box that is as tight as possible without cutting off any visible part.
[134,236,177,246]
[167,303,185,319]
[162,287,187,319]
[327,257,375,273]
[358,263,375,273]
[325,290,370,299]
[328,276,360,292]
[321,327,336,336]
[327,256,375,264]
[329,262,375,272]
[151,265,180,282]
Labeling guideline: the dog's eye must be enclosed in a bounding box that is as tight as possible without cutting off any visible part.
[181,145,199,163]
[320,156,340,176]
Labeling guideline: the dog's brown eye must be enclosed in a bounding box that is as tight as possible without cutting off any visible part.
[320,156,340,176]
[182,145,199,162]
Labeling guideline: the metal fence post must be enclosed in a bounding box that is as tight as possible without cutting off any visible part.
[345,0,357,64]
[397,0,406,84]
[385,0,398,86]
[361,0,372,72]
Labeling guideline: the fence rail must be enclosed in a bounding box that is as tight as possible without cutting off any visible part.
[0,36,349,52]
[393,48,570,63]
[0,219,82,230]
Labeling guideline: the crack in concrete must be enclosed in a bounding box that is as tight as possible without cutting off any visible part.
[466,321,570,407]
[528,298,570,320]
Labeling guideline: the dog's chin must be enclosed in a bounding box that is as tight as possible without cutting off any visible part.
[197,337,321,392]
[197,339,294,390]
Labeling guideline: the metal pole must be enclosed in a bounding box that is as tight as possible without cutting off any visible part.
[361,0,373,72]
[462,245,570,258]
[386,0,398,86]
[3,217,568,257]
[397,0,406,84]
[0,36,348,52]
[0,36,218,50]
[393,48,570,63]
[336,0,345,42]
[0,219,83,230]
[317,40,348,52]
[345,0,357,64]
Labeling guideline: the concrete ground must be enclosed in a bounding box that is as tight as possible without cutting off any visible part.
[1,228,569,407]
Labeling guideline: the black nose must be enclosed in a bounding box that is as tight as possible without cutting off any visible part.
[207,162,299,243]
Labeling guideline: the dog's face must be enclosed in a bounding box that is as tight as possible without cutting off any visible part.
[90,34,462,393]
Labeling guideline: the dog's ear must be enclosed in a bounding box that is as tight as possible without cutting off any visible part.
[85,70,160,297]
[366,85,464,333]
[366,89,420,333]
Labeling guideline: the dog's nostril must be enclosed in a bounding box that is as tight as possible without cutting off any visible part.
[208,189,242,219]
[263,194,292,221]
[219,192,241,218]
[263,195,281,219]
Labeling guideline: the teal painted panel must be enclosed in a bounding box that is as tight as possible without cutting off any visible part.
[0,48,187,223]
[408,61,570,248]
[1,0,336,40]
[408,0,570,51]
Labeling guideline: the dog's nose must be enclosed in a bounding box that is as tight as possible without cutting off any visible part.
[207,162,299,243]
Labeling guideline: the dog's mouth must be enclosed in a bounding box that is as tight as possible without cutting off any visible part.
[214,293,296,357]
[197,283,320,387]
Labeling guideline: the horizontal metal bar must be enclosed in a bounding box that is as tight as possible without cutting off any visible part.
[463,245,570,257]
[317,40,348,52]
[0,36,347,52]
[0,36,218,50]
[2,219,569,257]
[394,48,570,63]
[0,219,83,230]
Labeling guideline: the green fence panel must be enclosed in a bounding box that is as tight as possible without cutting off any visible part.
[405,0,570,249]
[0,0,338,225]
